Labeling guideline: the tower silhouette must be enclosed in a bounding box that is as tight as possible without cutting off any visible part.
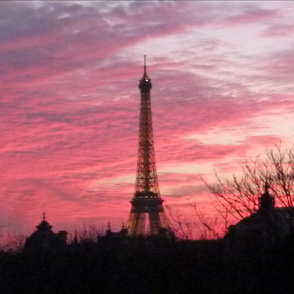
[127,56,169,236]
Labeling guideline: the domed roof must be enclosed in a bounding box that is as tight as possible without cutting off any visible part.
[225,185,291,248]
[24,213,59,252]
[258,182,275,212]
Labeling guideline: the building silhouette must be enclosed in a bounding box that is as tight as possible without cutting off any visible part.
[225,184,294,248]
[127,57,169,236]
[104,222,128,239]
[23,213,67,253]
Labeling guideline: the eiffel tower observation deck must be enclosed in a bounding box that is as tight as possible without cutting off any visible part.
[127,56,169,236]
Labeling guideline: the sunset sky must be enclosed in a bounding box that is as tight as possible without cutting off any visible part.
[1,1,294,237]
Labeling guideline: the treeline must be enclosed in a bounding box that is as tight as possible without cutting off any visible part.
[0,235,294,294]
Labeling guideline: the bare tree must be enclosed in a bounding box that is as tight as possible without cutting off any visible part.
[70,221,106,244]
[3,234,27,252]
[168,145,294,240]
[165,205,195,239]
[166,202,228,240]
[203,145,294,223]
[190,202,229,239]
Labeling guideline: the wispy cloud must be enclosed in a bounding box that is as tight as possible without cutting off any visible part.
[0,1,293,234]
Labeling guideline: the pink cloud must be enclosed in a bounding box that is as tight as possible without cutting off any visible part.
[223,4,278,26]
[0,1,293,237]
[262,23,294,38]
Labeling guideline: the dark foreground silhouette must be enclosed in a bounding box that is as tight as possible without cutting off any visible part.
[0,235,294,294]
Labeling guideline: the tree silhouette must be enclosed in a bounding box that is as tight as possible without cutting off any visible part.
[204,145,294,223]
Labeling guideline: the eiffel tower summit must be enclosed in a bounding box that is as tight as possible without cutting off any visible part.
[127,56,169,236]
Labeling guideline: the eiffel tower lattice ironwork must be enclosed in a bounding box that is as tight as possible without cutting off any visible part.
[127,56,169,236]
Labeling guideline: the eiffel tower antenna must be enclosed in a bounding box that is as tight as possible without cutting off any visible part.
[144,55,147,75]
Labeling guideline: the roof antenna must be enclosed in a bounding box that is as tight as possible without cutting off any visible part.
[264,180,270,192]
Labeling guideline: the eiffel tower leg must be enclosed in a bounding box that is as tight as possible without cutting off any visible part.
[127,212,138,236]
[137,213,146,235]
[128,212,146,236]
[149,211,161,235]
[159,212,169,229]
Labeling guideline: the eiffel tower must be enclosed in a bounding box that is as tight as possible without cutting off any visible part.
[127,56,169,236]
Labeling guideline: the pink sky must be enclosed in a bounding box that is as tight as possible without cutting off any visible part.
[1,1,294,237]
